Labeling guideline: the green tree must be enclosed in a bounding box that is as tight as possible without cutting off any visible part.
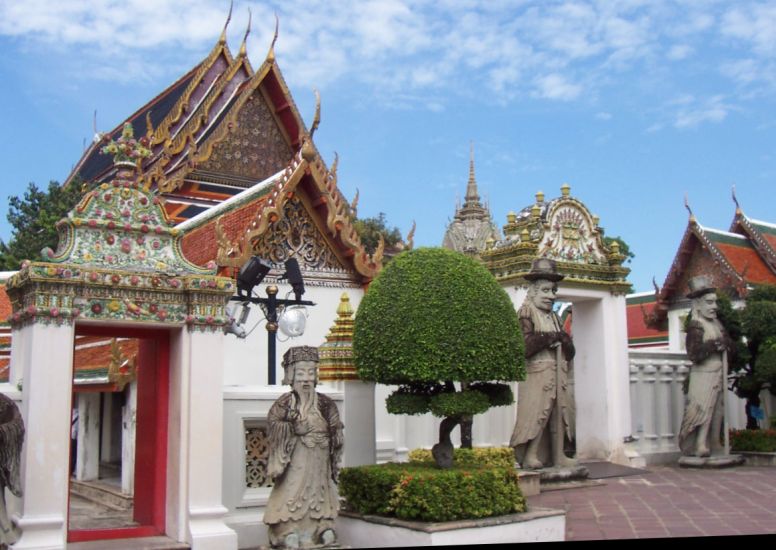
[738,285,776,424]
[352,212,402,255]
[0,179,87,270]
[353,247,525,468]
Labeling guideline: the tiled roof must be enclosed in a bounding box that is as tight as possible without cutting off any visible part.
[705,228,776,285]
[626,293,669,348]
[0,284,12,322]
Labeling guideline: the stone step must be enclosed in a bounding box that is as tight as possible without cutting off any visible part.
[71,478,133,511]
[67,536,190,549]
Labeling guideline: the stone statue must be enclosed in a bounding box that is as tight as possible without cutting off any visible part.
[678,276,735,459]
[510,258,578,471]
[264,346,343,549]
[0,393,24,548]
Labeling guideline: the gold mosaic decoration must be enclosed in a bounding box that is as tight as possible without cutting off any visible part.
[319,293,357,381]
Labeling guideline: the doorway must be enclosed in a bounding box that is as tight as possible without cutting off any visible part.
[67,326,169,543]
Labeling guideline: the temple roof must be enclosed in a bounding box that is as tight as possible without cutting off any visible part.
[646,204,776,329]
[66,25,315,226]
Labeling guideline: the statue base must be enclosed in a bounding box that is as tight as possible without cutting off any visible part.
[536,464,589,482]
[678,454,745,469]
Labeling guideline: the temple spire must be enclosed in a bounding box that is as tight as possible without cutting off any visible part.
[464,141,481,206]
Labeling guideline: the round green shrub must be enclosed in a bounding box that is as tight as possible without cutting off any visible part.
[339,462,526,522]
[428,389,490,417]
[354,247,524,389]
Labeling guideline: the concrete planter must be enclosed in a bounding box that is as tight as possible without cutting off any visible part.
[739,451,776,466]
[337,507,565,547]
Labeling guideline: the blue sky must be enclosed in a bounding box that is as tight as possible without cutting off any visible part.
[1,0,775,293]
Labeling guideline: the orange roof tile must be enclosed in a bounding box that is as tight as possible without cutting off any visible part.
[0,285,12,322]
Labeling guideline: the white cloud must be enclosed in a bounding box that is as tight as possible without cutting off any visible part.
[595,111,612,120]
[0,0,772,114]
[533,73,583,101]
[673,95,732,129]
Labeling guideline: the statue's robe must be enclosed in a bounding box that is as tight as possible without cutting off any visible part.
[264,391,343,548]
[510,303,575,465]
[678,318,733,455]
[0,393,24,546]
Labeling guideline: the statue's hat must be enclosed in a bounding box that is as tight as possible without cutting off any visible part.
[686,275,716,299]
[524,257,564,282]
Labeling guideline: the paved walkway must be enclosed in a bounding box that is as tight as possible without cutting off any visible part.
[527,464,776,540]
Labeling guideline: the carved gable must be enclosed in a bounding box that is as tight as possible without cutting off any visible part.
[251,196,358,286]
[199,89,293,182]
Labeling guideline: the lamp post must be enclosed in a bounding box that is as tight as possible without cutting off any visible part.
[228,257,315,385]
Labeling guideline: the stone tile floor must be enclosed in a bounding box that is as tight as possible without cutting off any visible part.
[527,464,776,540]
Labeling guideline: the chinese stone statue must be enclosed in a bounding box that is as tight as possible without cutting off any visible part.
[511,258,580,472]
[0,392,24,547]
[678,276,736,460]
[264,346,343,549]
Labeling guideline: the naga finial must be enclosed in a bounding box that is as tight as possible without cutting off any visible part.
[684,193,695,223]
[239,8,252,57]
[266,12,279,64]
[310,88,321,139]
[219,0,233,45]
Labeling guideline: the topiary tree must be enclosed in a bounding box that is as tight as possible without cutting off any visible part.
[353,247,525,468]
[738,285,776,427]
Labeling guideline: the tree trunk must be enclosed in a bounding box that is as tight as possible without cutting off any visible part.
[459,415,473,449]
[432,416,460,468]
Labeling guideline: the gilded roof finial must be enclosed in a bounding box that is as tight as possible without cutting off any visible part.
[219,0,233,45]
[310,88,321,139]
[561,182,571,197]
[732,184,742,215]
[535,190,544,204]
[239,8,252,57]
[349,187,359,219]
[145,110,154,141]
[266,12,279,64]
[684,193,696,223]
[331,151,339,180]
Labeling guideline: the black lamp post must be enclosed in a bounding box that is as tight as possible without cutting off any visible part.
[229,256,315,385]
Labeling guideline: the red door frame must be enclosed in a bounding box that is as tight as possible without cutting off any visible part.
[68,325,170,542]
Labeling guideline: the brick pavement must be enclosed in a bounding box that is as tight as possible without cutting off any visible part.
[526,465,776,540]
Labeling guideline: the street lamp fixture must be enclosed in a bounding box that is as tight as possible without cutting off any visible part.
[226,255,316,384]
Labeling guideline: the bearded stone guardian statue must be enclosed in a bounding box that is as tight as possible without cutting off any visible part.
[511,258,584,476]
[0,392,24,548]
[678,276,742,467]
[264,346,343,549]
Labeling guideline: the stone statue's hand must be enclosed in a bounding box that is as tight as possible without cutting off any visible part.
[294,419,312,435]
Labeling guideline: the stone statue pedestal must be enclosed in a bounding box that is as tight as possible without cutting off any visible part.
[534,464,589,483]
[678,455,744,469]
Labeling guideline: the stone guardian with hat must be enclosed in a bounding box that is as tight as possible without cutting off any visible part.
[264,346,344,548]
[678,276,743,466]
[510,258,585,476]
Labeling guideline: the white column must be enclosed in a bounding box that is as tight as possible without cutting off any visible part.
[341,380,376,467]
[14,321,75,550]
[76,392,101,481]
[184,329,237,550]
[121,381,137,494]
[572,293,632,464]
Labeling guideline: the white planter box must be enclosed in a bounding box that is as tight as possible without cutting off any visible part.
[740,451,776,466]
[337,507,565,547]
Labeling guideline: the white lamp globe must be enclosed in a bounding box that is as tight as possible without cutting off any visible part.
[278,306,307,338]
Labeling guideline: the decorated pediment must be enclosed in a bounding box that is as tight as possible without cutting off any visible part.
[539,201,607,265]
[481,183,630,293]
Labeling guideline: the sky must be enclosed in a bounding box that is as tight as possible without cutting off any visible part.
[1,0,775,293]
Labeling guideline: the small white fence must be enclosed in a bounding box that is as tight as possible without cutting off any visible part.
[628,350,747,463]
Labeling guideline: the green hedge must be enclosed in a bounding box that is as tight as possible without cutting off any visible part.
[730,429,776,452]
[339,462,526,522]
[407,446,515,469]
